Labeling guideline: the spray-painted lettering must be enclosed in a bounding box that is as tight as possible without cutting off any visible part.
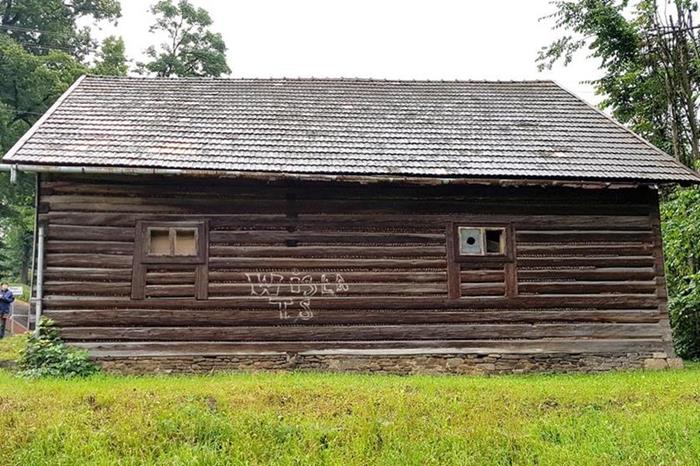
[245,273,349,321]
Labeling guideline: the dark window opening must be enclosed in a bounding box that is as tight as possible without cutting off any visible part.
[485,229,504,254]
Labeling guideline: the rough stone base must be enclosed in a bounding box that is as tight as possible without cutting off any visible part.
[95,351,684,375]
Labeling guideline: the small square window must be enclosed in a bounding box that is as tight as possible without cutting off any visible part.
[457,226,506,256]
[148,228,198,257]
[137,221,207,267]
[174,229,197,256]
[149,229,171,255]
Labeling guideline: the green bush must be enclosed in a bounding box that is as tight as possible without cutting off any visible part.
[661,186,700,359]
[18,319,98,378]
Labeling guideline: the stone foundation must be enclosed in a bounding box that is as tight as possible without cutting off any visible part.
[95,350,684,375]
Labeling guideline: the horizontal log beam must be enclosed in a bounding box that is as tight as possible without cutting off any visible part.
[59,323,664,342]
[45,309,662,327]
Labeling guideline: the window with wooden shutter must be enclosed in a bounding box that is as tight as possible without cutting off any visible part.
[132,221,209,300]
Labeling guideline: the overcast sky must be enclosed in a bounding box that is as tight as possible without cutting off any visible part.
[100,0,601,104]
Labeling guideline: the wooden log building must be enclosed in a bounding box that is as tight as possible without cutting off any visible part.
[2,76,699,374]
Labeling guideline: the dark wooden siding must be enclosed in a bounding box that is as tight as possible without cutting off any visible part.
[38,175,672,357]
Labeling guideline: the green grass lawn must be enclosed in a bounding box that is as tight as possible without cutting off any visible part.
[0,334,27,362]
[1,366,699,465]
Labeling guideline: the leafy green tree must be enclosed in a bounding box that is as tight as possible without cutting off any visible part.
[93,35,128,76]
[1,1,120,282]
[662,187,700,358]
[1,0,121,59]
[0,35,87,281]
[140,0,230,77]
[538,0,699,169]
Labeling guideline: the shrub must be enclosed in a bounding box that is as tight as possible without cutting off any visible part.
[661,186,700,359]
[18,319,98,378]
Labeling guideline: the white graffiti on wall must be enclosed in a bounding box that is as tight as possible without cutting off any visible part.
[245,273,349,321]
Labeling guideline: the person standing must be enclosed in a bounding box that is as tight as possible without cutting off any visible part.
[0,283,14,339]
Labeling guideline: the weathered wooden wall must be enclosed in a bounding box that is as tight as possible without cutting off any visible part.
[38,174,673,358]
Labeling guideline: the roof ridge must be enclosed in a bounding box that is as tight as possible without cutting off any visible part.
[82,74,558,84]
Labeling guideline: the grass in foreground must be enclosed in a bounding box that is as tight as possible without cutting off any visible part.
[0,334,27,361]
[0,367,699,466]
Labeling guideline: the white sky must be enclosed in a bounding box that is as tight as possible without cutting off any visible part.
[98,0,602,104]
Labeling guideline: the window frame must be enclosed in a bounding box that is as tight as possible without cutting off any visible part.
[136,221,208,264]
[450,223,513,263]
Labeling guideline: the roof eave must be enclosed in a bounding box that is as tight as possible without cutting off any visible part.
[2,162,695,189]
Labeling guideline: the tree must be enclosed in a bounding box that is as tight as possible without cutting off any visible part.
[0,0,121,59]
[140,0,230,77]
[92,35,128,76]
[537,0,700,169]
[0,1,121,282]
[0,35,87,282]
[662,187,700,358]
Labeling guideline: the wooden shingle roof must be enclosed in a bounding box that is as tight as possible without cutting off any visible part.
[4,75,699,183]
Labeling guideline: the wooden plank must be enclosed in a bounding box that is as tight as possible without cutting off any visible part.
[42,295,661,310]
[519,281,657,295]
[42,199,653,217]
[517,244,654,256]
[517,256,655,268]
[208,257,447,269]
[145,285,195,298]
[71,339,667,357]
[46,253,133,268]
[209,231,445,245]
[459,283,505,296]
[208,271,448,284]
[459,270,505,282]
[59,323,663,342]
[48,225,134,241]
[209,245,447,257]
[44,281,132,295]
[40,179,652,199]
[195,264,209,300]
[517,231,653,243]
[41,211,653,230]
[131,262,146,300]
[518,268,657,281]
[209,282,448,296]
[46,240,134,255]
[446,223,460,299]
[505,223,518,297]
[41,195,655,215]
[45,267,133,281]
[46,309,662,327]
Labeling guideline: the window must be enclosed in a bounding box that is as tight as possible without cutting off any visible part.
[136,221,207,265]
[147,228,198,256]
[448,223,515,300]
[457,226,506,256]
[132,220,209,301]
